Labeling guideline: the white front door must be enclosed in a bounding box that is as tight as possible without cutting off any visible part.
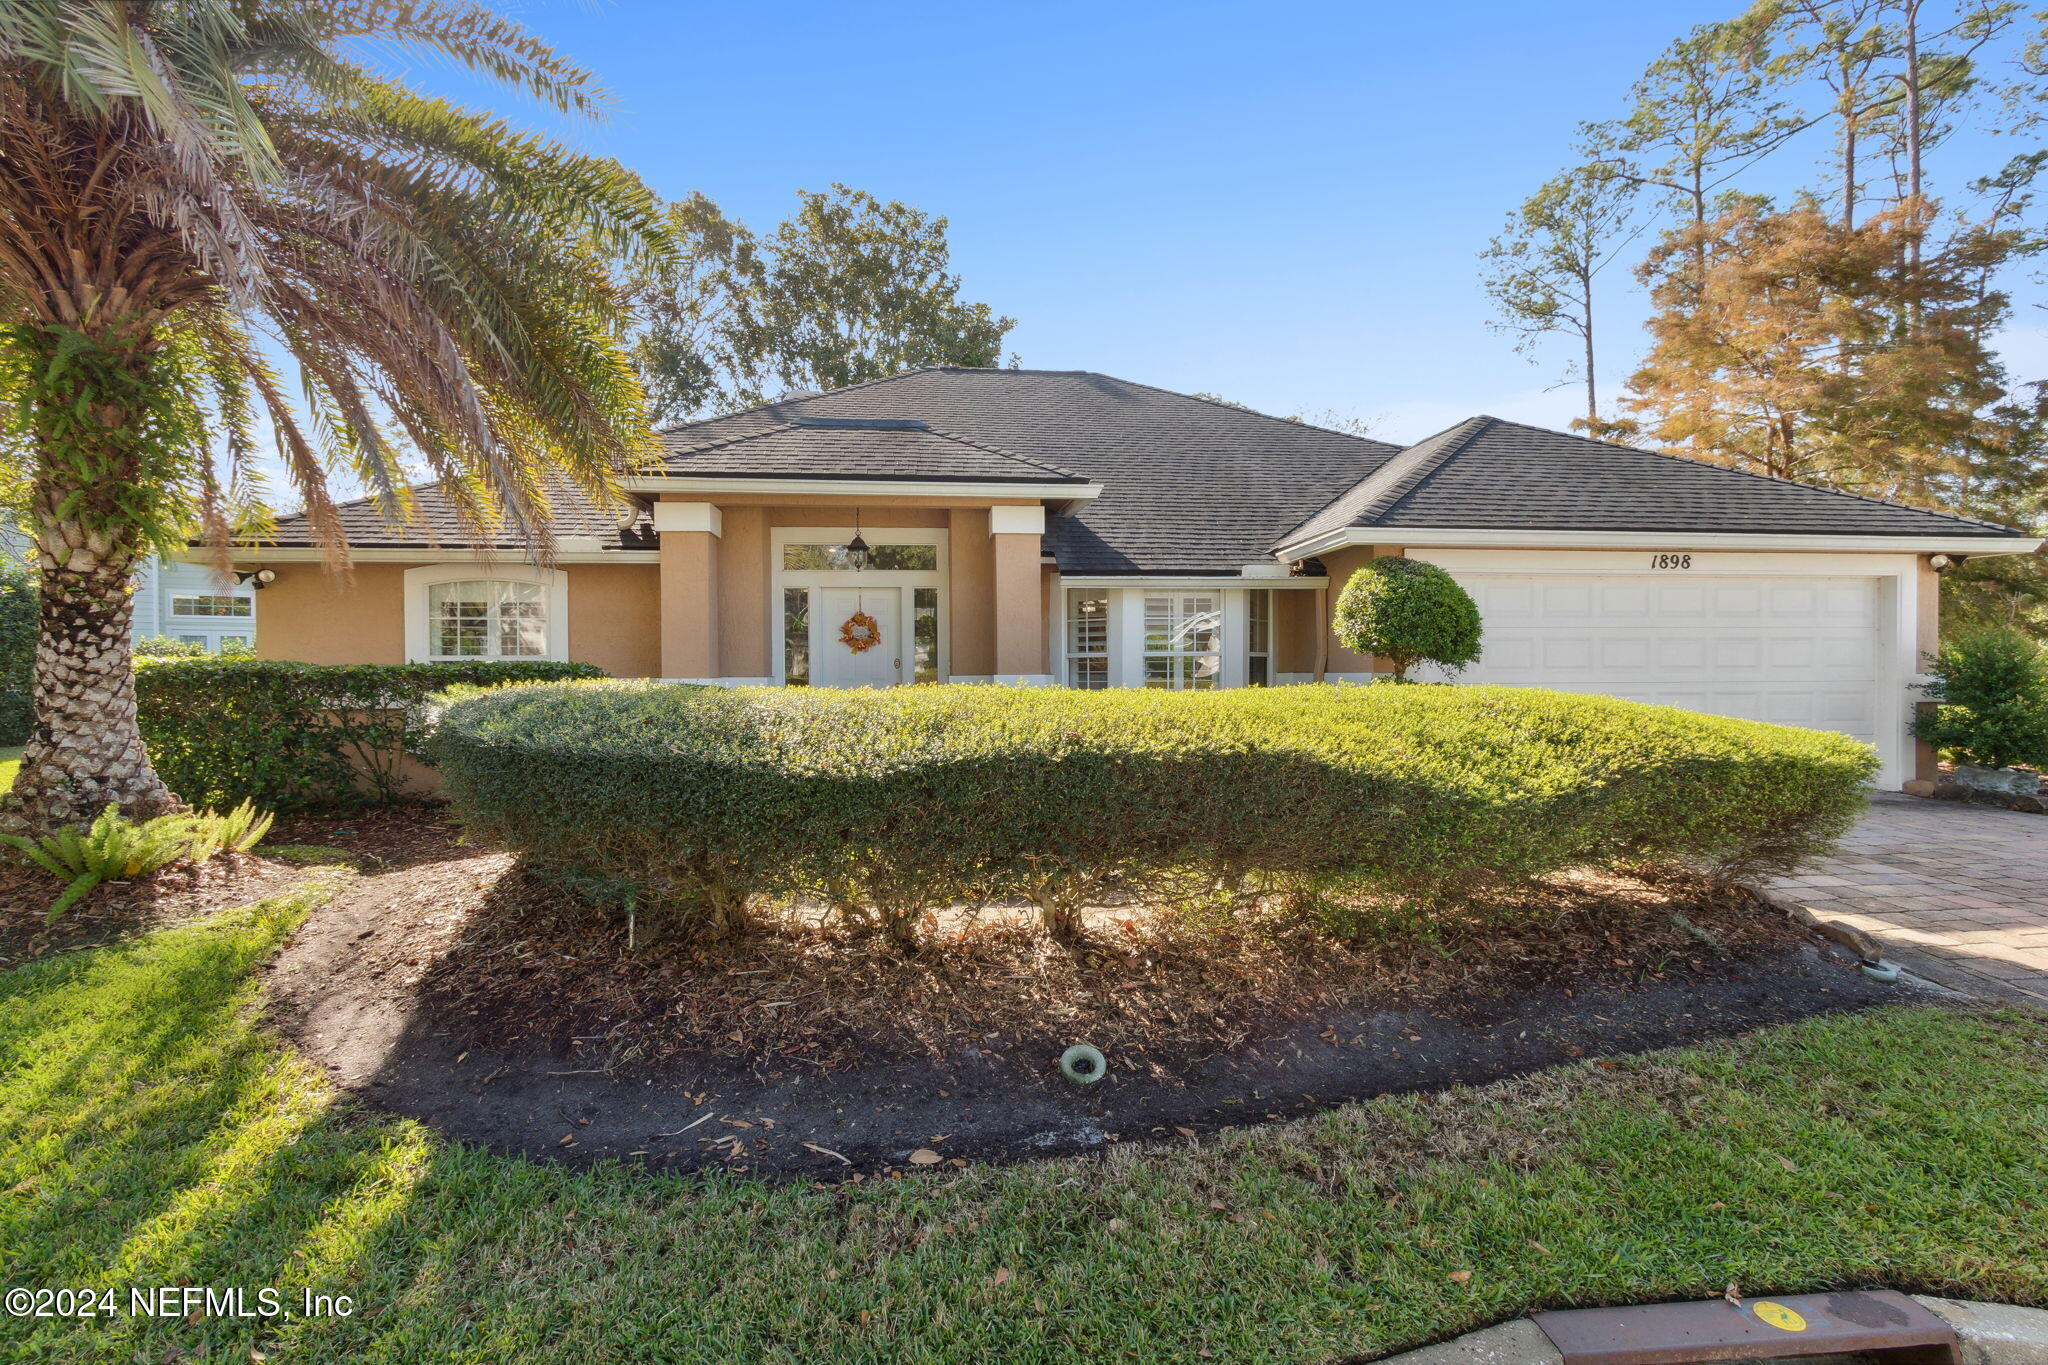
[812,587,904,688]
[1439,572,1884,743]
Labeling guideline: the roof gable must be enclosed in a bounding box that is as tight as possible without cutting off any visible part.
[1281,415,2024,548]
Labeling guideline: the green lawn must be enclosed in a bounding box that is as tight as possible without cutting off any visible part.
[2,876,2045,1364]
[0,745,19,792]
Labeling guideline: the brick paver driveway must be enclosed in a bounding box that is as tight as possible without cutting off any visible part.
[1771,793,2048,1007]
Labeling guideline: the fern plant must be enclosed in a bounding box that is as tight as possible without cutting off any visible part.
[2,800,277,922]
[3,807,194,922]
[182,801,274,864]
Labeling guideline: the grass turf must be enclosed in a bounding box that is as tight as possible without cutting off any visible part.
[1,875,2044,1363]
[0,745,19,793]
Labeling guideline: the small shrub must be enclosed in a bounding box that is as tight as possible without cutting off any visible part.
[430,682,1877,946]
[133,635,211,658]
[1333,556,1483,680]
[1912,627,2048,771]
[136,658,607,812]
[0,800,269,923]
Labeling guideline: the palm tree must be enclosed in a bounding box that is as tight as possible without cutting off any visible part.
[0,1,662,833]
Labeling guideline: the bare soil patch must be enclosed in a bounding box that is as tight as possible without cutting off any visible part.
[259,807,1912,1178]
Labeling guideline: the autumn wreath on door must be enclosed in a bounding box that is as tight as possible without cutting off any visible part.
[838,611,882,653]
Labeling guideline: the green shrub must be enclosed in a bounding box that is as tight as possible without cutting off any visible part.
[1333,556,1483,680]
[136,659,606,813]
[0,562,35,745]
[1912,627,2048,771]
[430,682,1877,946]
[133,635,211,658]
[0,800,271,922]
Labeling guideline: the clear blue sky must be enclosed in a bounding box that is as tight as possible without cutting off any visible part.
[412,0,2044,443]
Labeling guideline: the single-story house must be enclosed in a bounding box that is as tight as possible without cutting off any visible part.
[232,366,2044,789]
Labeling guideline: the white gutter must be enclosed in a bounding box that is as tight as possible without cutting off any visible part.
[199,548,663,565]
[1276,525,2045,560]
[620,476,1101,501]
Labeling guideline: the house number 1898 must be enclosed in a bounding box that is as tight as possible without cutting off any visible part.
[1649,553,1693,569]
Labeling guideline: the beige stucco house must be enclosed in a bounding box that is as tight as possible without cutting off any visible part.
[231,367,2044,790]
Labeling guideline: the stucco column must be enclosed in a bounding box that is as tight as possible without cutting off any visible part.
[656,502,721,680]
[990,505,1047,682]
[1914,555,1942,783]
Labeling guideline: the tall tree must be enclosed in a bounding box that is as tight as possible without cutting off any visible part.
[1623,198,2011,494]
[1592,19,1806,231]
[0,1,662,832]
[624,194,762,426]
[629,184,1014,420]
[1480,165,1642,432]
[1762,0,1902,226]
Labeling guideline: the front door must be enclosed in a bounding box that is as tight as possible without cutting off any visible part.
[812,587,903,688]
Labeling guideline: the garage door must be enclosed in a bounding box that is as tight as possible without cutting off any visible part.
[1442,573,1882,743]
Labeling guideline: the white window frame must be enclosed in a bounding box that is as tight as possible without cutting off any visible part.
[1140,590,1224,691]
[1063,588,1111,689]
[169,592,253,619]
[1245,588,1274,686]
[403,563,569,664]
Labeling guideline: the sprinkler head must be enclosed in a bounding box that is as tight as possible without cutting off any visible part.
[1059,1044,1107,1085]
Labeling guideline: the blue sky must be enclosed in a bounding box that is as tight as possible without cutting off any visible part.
[409,0,2046,444]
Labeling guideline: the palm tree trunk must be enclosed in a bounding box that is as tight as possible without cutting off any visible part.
[4,527,174,832]
[0,324,180,835]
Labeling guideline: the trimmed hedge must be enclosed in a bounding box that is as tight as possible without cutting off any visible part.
[430,681,1878,944]
[137,659,606,813]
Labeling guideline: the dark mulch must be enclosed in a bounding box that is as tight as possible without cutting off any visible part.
[259,807,1915,1180]
[0,851,301,968]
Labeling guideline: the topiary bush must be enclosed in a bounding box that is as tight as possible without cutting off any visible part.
[136,658,606,813]
[1333,556,1483,680]
[430,681,1877,946]
[1912,627,2048,772]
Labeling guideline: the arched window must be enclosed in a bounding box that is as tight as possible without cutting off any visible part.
[403,565,568,663]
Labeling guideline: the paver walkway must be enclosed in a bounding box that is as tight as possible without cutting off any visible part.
[1770,793,2048,1007]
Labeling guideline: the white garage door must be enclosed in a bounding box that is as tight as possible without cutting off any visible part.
[1444,573,1883,743]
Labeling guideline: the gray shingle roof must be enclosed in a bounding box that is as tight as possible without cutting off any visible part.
[1280,415,2026,548]
[653,368,1401,573]
[663,417,1091,484]
[265,374,2029,562]
[268,476,654,551]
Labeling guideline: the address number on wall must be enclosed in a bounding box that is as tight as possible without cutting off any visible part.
[1648,553,1694,570]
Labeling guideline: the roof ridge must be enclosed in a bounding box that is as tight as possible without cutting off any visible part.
[1475,415,2027,535]
[654,368,950,438]
[660,420,805,459]
[659,417,1091,483]
[918,423,1091,482]
[1363,416,1498,523]
[1088,372,1403,452]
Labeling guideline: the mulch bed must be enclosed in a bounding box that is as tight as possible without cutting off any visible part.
[0,849,302,969]
[254,806,1912,1179]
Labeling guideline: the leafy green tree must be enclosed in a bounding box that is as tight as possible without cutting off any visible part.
[1912,627,2048,769]
[624,193,763,425]
[628,185,1014,420]
[0,1,662,832]
[1332,557,1484,682]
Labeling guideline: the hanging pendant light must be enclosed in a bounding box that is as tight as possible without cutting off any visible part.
[846,509,871,572]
